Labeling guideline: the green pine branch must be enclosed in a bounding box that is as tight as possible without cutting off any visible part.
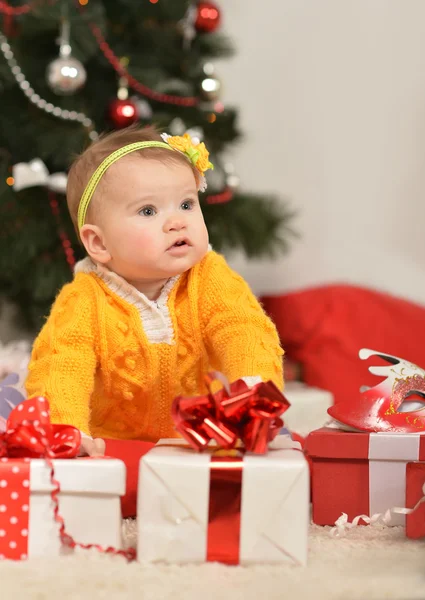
[203,192,298,258]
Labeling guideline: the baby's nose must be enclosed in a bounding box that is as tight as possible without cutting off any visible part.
[164,215,186,232]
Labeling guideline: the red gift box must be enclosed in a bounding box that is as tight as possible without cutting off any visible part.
[406,462,425,539]
[305,427,425,526]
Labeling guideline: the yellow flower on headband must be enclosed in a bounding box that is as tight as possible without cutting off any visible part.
[166,133,192,154]
[194,142,213,175]
[163,133,214,177]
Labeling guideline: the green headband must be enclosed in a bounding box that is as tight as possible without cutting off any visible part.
[77,141,174,231]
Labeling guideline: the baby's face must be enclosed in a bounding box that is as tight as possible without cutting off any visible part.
[96,156,209,284]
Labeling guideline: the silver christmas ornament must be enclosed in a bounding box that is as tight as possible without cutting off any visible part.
[200,75,221,101]
[0,31,96,136]
[200,63,221,101]
[46,18,87,96]
[46,56,87,96]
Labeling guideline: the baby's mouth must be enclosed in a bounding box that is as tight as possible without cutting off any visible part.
[168,238,190,250]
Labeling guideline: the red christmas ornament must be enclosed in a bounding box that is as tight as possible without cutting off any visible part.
[108,98,139,129]
[195,2,221,33]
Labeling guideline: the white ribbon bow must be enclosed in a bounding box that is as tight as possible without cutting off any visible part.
[12,158,67,194]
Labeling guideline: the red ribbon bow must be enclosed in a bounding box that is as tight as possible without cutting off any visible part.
[0,396,81,459]
[172,373,290,454]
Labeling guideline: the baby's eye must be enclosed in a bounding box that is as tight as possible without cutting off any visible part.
[181,200,194,210]
[139,206,156,217]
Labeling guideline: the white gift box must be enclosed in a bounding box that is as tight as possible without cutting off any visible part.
[0,457,126,560]
[137,437,309,566]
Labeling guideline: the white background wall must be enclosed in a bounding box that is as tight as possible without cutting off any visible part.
[221,0,425,307]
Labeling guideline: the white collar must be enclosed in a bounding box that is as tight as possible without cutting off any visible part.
[75,258,179,307]
[74,258,180,344]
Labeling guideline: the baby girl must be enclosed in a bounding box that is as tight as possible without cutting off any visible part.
[25,126,284,455]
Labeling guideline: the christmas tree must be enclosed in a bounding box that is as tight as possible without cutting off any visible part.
[0,0,295,330]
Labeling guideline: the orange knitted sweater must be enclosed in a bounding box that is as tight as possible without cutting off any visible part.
[25,250,284,442]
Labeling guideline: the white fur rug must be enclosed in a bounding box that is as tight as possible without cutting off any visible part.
[0,520,422,600]
[0,347,422,598]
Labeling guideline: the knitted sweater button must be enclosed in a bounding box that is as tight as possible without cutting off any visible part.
[181,375,196,392]
[123,391,134,401]
[125,357,136,370]
[117,321,129,334]
[178,346,188,357]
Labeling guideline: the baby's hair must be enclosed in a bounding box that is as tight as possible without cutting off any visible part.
[66,125,199,235]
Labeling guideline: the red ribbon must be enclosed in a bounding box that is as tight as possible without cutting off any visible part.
[207,453,243,564]
[172,373,290,454]
[0,397,135,561]
[172,375,290,564]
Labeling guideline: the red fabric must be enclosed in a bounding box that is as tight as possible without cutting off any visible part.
[406,462,425,539]
[261,285,425,405]
[104,439,154,518]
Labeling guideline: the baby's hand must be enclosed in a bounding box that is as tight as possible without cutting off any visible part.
[79,437,105,457]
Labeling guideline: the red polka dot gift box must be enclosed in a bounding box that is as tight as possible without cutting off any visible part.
[0,396,126,561]
[0,456,126,560]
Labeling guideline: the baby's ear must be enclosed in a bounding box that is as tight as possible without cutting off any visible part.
[79,224,111,264]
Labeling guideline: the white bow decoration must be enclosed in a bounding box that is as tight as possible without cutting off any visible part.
[12,158,68,194]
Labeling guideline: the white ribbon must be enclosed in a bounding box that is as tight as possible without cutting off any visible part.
[368,432,420,526]
[13,159,67,194]
[327,432,423,536]
[330,482,425,537]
